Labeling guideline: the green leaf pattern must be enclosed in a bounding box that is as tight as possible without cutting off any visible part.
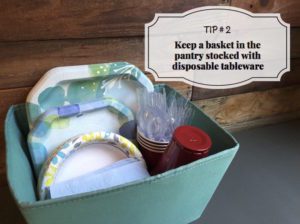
[28,62,153,175]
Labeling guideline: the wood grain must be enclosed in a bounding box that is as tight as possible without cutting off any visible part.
[192,26,300,100]
[192,58,300,100]
[1,0,298,42]
[0,37,192,96]
[0,37,144,89]
[0,27,299,93]
[225,110,300,132]
[0,0,224,41]
[194,85,300,126]
[231,0,300,26]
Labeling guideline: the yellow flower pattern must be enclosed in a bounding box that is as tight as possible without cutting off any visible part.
[39,131,143,199]
[44,164,57,187]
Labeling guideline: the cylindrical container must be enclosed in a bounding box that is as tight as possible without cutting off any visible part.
[136,129,168,171]
[152,125,212,175]
[137,143,164,171]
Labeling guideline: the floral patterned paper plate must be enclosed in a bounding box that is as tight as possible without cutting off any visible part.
[28,98,135,176]
[26,62,154,129]
[38,131,143,200]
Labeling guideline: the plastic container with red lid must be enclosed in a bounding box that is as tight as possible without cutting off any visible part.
[152,125,212,175]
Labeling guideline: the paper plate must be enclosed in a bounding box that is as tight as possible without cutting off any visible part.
[26,62,154,129]
[28,98,135,176]
[38,131,143,200]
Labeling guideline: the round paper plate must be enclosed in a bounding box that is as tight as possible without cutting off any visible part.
[38,131,143,200]
[26,62,154,129]
[28,98,135,176]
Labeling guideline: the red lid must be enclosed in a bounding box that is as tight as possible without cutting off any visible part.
[173,125,212,153]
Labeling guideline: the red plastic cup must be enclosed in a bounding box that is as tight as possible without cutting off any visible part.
[138,146,164,171]
[152,125,212,175]
[136,129,169,171]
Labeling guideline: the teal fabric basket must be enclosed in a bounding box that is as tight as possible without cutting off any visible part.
[5,85,239,224]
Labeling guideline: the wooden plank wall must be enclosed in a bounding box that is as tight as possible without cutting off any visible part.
[0,0,299,190]
[1,1,220,186]
[193,0,300,129]
[193,0,300,99]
